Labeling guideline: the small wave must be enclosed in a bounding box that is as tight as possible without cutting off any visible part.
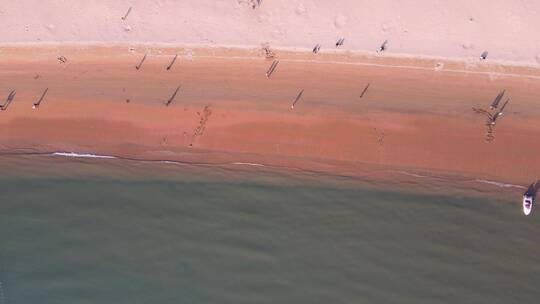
[50,152,117,159]
[158,160,184,165]
[158,160,265,167]
[230,162,265,167]
[475,179,526,189]
[48,153,266,168]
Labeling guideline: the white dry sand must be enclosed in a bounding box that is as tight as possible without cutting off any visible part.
[0,0,539,66]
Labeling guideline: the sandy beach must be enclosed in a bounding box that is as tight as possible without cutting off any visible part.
[0,0,539,189]
[2,0,540,66]
[0,45,539,187]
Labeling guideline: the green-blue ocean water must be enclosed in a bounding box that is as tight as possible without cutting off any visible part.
[0,156,538,304]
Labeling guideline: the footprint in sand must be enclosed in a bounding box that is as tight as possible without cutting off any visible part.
[257,12,272,23]
[190,105,212,146]
[334,14,347,28]
[271,28,287,39]
[488,73,499,81]
[185,49,194,61]
[295,3,307,16]
[464,57,478,69]
[45,24,56,33]
[461,43,475,50]
[372,128,385,146]
[381,22,392,32]
[236,0,260,9]
[381,21,398,33]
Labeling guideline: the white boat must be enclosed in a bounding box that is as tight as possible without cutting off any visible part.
[523,183,536,216]
[523,195,533,216]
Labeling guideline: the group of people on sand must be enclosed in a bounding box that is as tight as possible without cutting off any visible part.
[472,89,510,141]
[1,88,49,111]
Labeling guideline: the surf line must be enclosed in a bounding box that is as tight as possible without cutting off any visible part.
[230,162,265,167]
[0,149,371,182]
[48,151,268,168]
[475,179,526,189]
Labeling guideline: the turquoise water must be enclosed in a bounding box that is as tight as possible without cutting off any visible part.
[0,156,539,304]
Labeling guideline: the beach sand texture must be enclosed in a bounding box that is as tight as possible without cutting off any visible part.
[0,46,539,186]
[1,0,540,65]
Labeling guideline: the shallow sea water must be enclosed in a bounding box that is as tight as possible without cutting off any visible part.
[0,155,538,304]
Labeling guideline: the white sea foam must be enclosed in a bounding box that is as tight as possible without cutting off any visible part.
[475,179,526,189]
[159,160,183,165]
[394,170,428,178]
[51,152,117,159]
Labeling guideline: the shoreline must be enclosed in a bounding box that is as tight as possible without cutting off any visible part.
[0,45,539,190]
[0,151,526,203]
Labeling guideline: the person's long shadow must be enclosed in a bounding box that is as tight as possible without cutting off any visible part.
[524,180,540,198]
[0,90,16,111]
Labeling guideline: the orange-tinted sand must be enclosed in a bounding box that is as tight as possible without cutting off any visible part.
[0,46,539,185]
